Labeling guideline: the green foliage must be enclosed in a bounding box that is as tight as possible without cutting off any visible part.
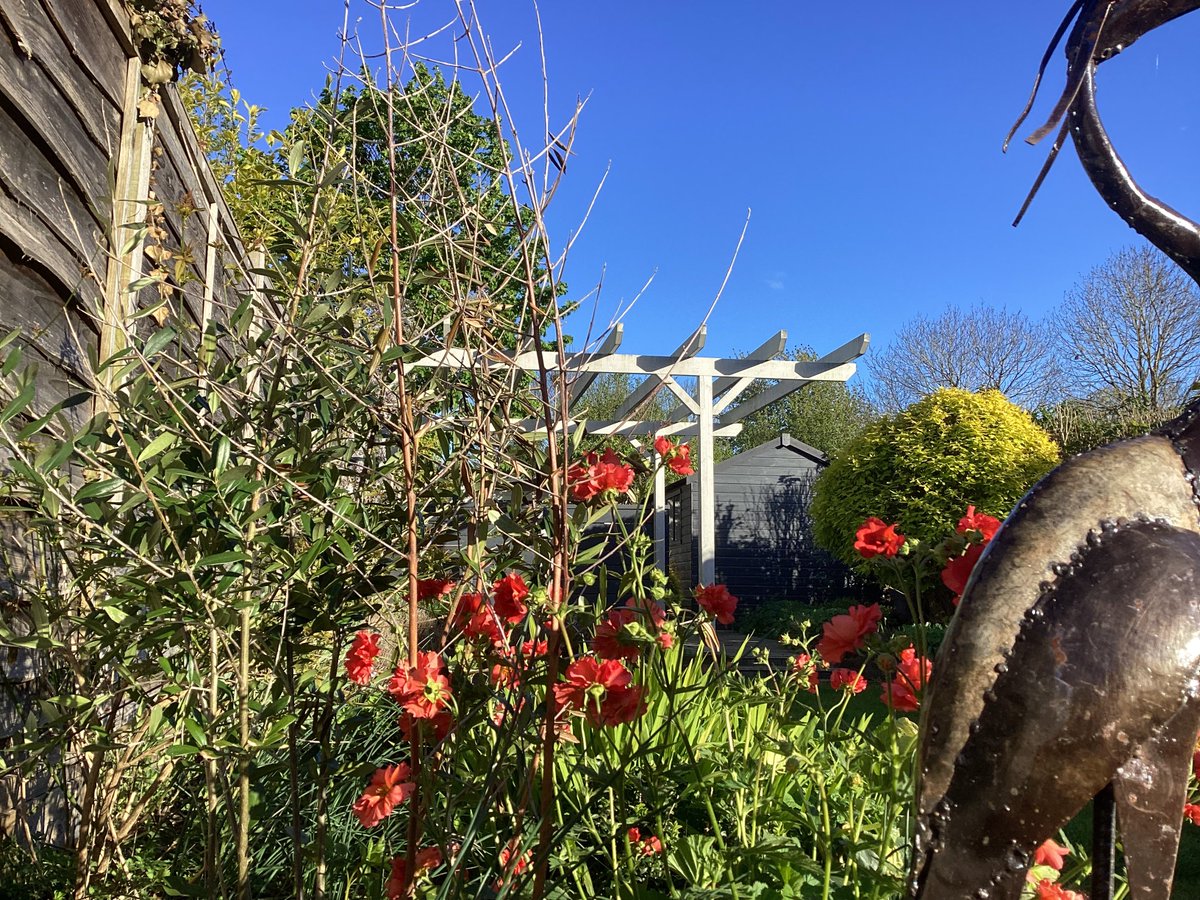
[727,346,876,457]
[1032,395,1166,457]
[734,600,859,643]
[811,388,1059,566]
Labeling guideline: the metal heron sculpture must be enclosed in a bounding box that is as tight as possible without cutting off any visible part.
[909,2,1200,898]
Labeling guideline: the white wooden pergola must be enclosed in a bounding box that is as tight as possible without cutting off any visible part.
[411,325,869,586]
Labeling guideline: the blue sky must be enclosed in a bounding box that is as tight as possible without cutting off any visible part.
[198,1,1200,376]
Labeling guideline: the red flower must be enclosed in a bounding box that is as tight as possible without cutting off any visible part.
[881,646,932,713]
[451,593,503,643]
[853,517,905,559]
[593,608,641,661]
[957,505,1002,542]
[386,847,443,898]
[496,838,531,889]
[351,763,415,828]
[668,443,694,476]
[625,596,667,629]
[598,682,648,726]
[417,578,455,601]
[694,583,738,624]
[627,826,642,843]
[942,542,986,600]
[568,449,636,502]
[493,572,530,624]
[344,631,381,686]
[628,827,665,855]
[792,653,819,693]
[553,656,646,727]
[1034,880,1086,900]
[815,603,882,664]
[640,835,664,855]
[656,632,675,650]
[1034,838,1071,870]
[388,651,453,719]
[520,639,549,659]
[654,435,695,475]
[398,709,454,744]
[830,668,867,694]
[1185,803,1200,826]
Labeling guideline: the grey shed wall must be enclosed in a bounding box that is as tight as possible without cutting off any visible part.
[666,434,850,605]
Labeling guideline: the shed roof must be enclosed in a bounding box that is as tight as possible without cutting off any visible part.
[668,432,827,493]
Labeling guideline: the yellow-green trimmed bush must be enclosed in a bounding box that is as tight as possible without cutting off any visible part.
[811,388,1059,565]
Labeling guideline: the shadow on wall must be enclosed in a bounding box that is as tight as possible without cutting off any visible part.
[715,474,855,607]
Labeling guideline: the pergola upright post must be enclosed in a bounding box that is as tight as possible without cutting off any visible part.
[653,460,667,573]
[697,373,715,586]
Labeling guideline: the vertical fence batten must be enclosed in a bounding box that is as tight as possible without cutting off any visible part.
[0,0,260,850]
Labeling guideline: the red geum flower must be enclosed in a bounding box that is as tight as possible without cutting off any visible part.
[656,632,675,650]
[569,449,636,502]
[830,668,867,694]
[1185,803,1200,826]
[625,596,667,629]
[417,578,456,601]
[654,435,695,475]
[386,846,443,898]
[881,646,932,713]
[669,443,695,476]
[598,682,647,727]
[1034,838,1071,870]
[957,505,1002,542]
[398,709,454,744]
[493,572,530,624]
[639,835,664,856]
[792,653,819,693]
[815,603,882,664]
[553,656,646,727]
[496,838,532,890]
[491,661,521,689]
[593,608,641,661]
[627,826,642,843]
[694,583,738,625]
[388,651,453,719]
[853,517,906,559]
[942,541,986,600]
[344,631,381,686]
[351,763,415,828]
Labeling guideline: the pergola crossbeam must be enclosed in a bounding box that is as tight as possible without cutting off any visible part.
[613,326,706,419]
[409,349,856,381]
[567,323,624,404]
[717,333,870,424]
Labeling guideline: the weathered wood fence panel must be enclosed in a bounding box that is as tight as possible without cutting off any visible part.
[0,0,261,847]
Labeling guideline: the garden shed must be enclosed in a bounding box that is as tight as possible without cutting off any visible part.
[665,433,850,605]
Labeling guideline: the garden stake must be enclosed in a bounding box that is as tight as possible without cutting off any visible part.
[910,4,1200,897]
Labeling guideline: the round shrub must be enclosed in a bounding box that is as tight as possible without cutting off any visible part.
[811,388,1059,565]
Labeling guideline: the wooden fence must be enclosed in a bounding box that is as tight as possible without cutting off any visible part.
[0,0,259,845]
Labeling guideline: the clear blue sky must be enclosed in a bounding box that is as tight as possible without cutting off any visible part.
[198,0,1200,374]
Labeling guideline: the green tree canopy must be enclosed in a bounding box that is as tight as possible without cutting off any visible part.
[811,388,1059,567]
[185,63,557,341]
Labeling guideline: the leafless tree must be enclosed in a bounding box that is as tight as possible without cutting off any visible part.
[1055,244,1200,418]
[865,302,1061,411]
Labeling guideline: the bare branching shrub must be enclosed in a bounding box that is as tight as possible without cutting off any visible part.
[866,302,1060,412]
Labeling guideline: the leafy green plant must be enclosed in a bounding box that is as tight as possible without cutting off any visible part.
[811,388,1059,568]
